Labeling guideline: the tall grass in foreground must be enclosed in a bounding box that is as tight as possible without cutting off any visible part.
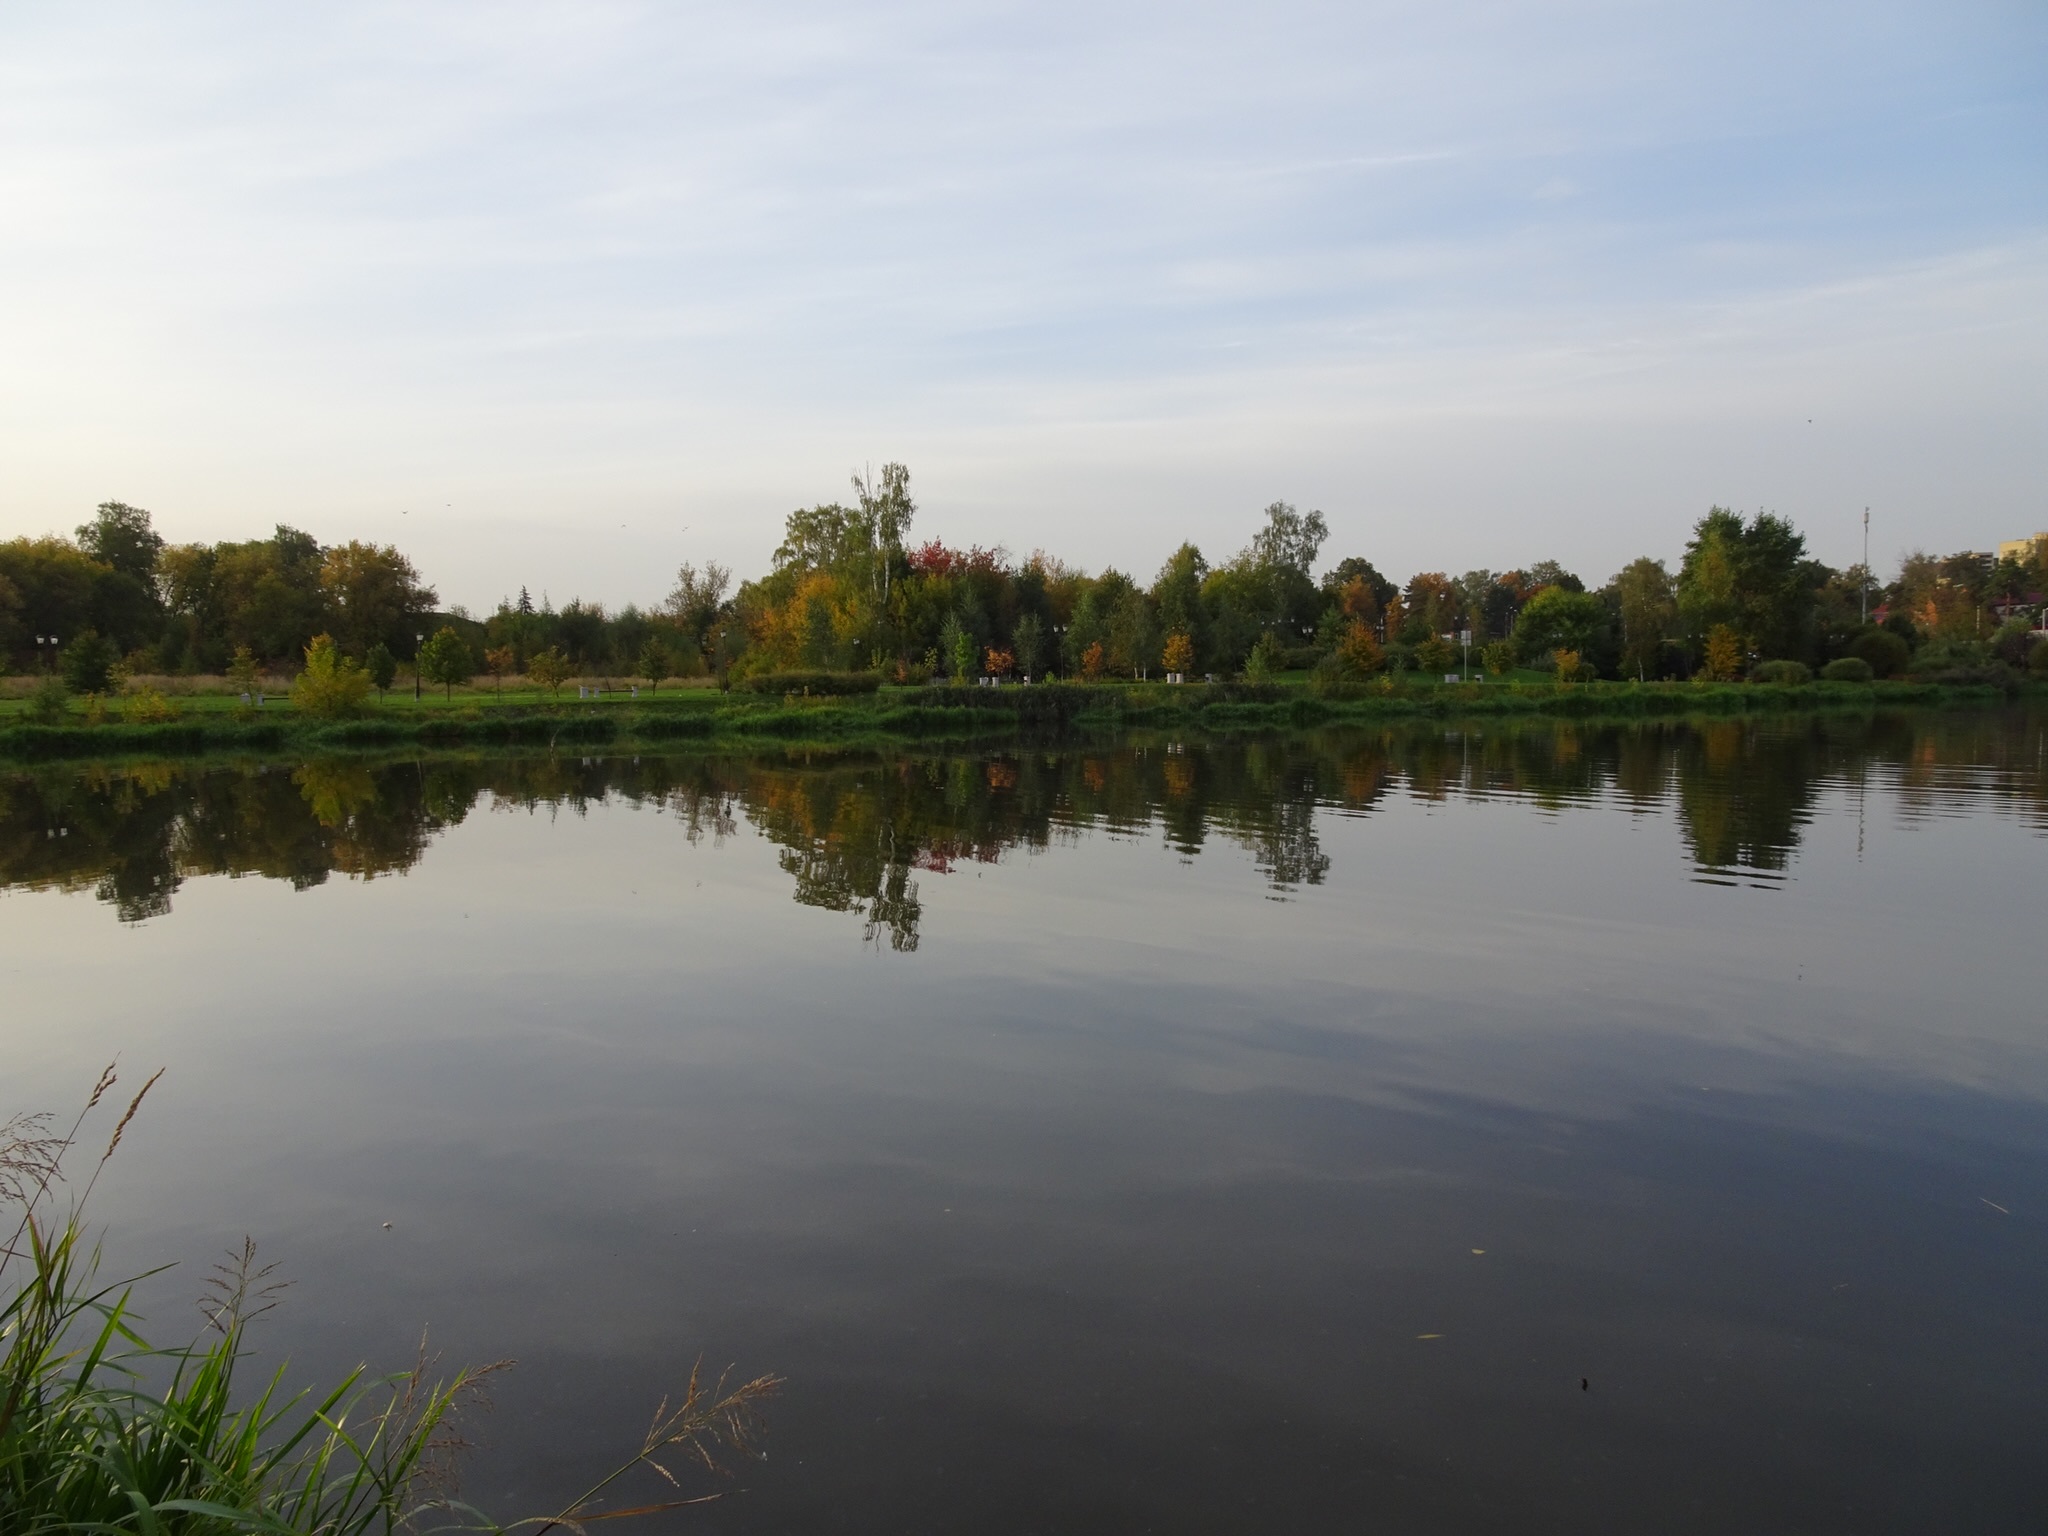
[1,1069,778,1533]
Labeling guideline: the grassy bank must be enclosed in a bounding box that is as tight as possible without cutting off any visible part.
[0,675,2034,764]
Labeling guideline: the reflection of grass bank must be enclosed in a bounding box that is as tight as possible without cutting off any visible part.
[0,676,2034,763]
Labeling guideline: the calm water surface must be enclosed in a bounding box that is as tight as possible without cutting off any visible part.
[3,712,2045,1533]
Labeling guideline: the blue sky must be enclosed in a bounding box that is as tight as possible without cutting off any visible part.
[1,1,2041,609]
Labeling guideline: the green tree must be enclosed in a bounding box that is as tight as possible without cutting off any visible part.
[1415,634,1456,674]
[75,501,164,583]
[417,626,473,699]
[1678,508,1821,661]
[59,629,119,694]
[366,641,398,700]
[850,462,916,612]
[1611,556,1677,681]
[637,637,673,692]
[1512,587,1606,666]
[1012,612,1045,677]
[291,633,372,718]
[1243,630,1282,681]
[1151,543,1209,662]
[950,621,977,682]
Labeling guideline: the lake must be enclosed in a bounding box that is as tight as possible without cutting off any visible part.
[3,711,2045,1533]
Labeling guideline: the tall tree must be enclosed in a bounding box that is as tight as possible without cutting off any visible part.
[75,502,165,584]
[1678,508,1822,662]
[1609,557,1677,681]
[851,462,915,611]
[320,541,436,658]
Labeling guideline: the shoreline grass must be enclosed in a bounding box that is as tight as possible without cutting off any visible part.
[0,675,2036,765]
[2,1071,777,1534]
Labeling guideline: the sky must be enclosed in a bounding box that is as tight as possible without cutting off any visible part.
[1,1,2042,612]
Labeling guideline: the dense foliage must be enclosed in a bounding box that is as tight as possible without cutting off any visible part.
[4,479,2044,691]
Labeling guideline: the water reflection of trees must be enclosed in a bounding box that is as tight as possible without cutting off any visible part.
[1,711,2041,930]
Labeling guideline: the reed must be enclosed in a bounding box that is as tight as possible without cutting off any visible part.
[1,1070,777,1534]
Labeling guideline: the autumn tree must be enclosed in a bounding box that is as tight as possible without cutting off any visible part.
[1330,620,1384,678]
[1162,632,1195,675]
[483,644,516,696]
[319,542,436,658]
[291,633,372,718]
[528,646,573,698]
[1702,623,1744,681]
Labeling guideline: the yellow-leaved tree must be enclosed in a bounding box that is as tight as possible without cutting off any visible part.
[291,634,372,719]
[1162,632,1195,675]
[1702,624,1744,681]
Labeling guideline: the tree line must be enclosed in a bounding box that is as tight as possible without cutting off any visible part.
[4,476,2044,691]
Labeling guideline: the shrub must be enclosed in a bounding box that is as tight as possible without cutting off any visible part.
[736,669,884,696]
[24,675,69,725]
[1906,637,1988,677]
[291,634,372,719]
[1989,618,2035,668]
[1415,635,1456,674]
[1849,628,1910,678]
[1750,659,1812,685]
[2032,638,2048,676]
[120,688,178,723]
[1479,640,1516,678]
[1820,656,1874,683]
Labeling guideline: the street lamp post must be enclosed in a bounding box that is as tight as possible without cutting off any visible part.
[414,633,423,701]
[1861,508,1870,625]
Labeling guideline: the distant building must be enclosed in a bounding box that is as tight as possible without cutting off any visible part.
[1998,532,2047,563]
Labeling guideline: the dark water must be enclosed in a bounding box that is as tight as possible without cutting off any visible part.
[4,712,2046,1533]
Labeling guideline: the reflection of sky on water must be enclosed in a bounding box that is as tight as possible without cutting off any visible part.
[1,713,2044,1533]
